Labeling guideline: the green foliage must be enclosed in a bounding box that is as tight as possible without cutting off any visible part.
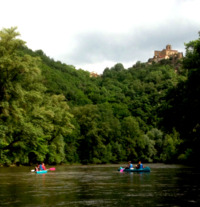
[160,129,181,163]
[183,33,200,70]
[0,27,73,165]
[178,148,193,162]
[1,27,199,165]
[160,32,200,164]
[146,128,163,161]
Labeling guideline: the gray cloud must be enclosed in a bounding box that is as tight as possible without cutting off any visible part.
[65,20,199,67]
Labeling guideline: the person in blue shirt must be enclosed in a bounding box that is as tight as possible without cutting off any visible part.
[136,161,143,169]
[38,163,44,171]
[125,161,133,169]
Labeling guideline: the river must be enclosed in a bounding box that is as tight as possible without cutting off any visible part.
[0,163,199,206]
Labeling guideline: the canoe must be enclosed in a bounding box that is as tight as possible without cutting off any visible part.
[118,166,151,172]
[31,168,56,172]
[36,170,48,174]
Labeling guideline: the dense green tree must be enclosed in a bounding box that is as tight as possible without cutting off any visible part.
[121,116,143,161]
[161,33,200,163]
[160,129,181,163]
[72,105,102,163]
[183,33,200,70]
[146,128,164,161]
[0,27,73,165]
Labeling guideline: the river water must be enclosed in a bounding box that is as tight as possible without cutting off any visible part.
[0,163,199,206]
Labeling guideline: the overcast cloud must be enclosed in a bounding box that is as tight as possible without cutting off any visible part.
[1,0,200,74]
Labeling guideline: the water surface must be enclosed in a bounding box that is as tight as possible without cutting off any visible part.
[0,164,199,206]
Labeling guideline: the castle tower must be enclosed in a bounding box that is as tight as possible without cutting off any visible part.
[166,45,171,50]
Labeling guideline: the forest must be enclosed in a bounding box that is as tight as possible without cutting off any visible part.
[0,27,200,166]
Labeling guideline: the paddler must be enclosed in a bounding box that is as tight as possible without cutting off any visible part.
[125,161,133,169]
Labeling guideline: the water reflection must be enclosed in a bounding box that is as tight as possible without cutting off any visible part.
[0,164,199,206]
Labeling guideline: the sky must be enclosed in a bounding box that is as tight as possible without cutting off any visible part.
[1,0,200,74]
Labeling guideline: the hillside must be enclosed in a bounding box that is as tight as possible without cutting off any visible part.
[0,27,200,165]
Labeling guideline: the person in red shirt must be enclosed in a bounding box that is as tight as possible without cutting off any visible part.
[42,163,46,170]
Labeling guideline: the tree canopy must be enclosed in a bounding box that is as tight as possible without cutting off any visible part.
[0,27,200,166]
[0,27,73,165]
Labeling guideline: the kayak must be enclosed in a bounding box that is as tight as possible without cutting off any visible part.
[118,166,151,172]
[36,170,48,174]
[31,168,56,173]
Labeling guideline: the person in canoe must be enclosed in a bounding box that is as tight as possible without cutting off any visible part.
[35,164,39,172]
[125,161,133,169]
[38,162,46,171]
[135,161,144,169]
[42,163,46,170]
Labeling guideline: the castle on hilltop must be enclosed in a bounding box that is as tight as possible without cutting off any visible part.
[90,71,99,77]
[148,44,183,64]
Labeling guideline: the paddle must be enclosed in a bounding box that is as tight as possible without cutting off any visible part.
[119,167,125,172]
[48,167,56,171]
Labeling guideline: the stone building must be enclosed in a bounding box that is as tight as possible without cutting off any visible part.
[90,72,99,77]
[148,44,183,63]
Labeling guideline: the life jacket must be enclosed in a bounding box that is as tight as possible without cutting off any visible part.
[39,164,44,170]
[139,163,143,169]
[129,163,133,168]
